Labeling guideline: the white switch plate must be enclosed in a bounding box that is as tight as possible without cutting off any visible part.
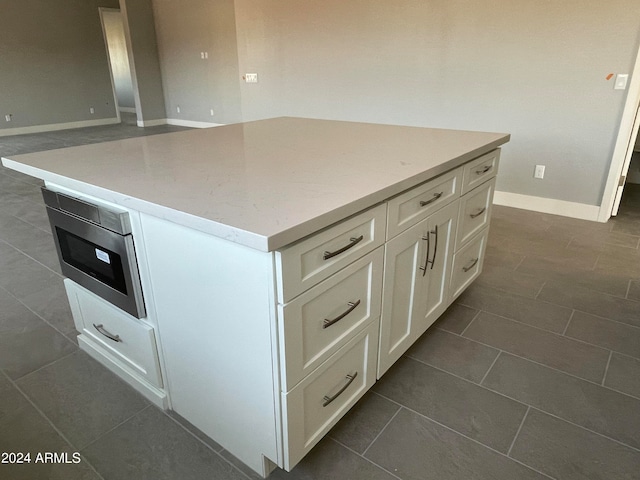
[614,74,629,90]
[90,107,95,114]
[4,114,11,122]
[245,73,258,83]
[534,164,545,179]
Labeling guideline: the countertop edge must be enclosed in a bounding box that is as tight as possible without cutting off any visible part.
[2,134,509,252]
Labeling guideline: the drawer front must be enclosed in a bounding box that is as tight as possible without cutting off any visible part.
[461,149,500,194]
[456,177,495,249]
[387,167,462,239]
[450,229,488,301]
[279,248,383,391]
[65,280,163,388]
[281,323,378,470]
[276,204,386,303]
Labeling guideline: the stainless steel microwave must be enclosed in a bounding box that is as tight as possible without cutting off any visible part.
[42,187,146,318]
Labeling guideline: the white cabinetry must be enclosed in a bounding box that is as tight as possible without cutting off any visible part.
[64,279,167,408]
[64,148,501,478]
[378,201,458,376]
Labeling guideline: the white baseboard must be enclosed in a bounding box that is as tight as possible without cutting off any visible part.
[166,118,224,128]
[493,191,601,222]
[137,118,168,127]
[119,107,136,113]
[0,118,120,137]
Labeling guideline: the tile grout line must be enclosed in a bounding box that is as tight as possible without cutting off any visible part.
[459,309,482,337]
[9,348,79,383]
[0,283,78,349]
[0,237,63,279]
[407,342,640,405]
[561,310,575,336]
[377,360,640,457]
[161,411,256,480]
[370,391,556,480]
[506,406,530,457]
[3,369,108,480]
[601,350,614,387]
[328,437,404,480]
[457,303,640,360]
[479,351,502,386]
[526,406,640,454]
[79,404,153,451]
[361,405,402,457]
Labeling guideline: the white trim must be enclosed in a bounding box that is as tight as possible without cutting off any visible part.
[119,107,137,113]
[494,191,600,222]
[137,118,168,127]
[98,7,122,125]
[0,118,120,137]
[598,44,640,222]
[166,118,224,128]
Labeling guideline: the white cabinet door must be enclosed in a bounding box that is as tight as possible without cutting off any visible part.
[378,200,459,377]
[418,201,459,335]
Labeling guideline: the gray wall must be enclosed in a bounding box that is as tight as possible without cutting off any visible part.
[102,9,135,109]
[121,0,166,122]
[152,0,242,124]
[231,0,640,207]
[0,0,121,130]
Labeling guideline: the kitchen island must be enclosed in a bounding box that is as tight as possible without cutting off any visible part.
[2,117,509,477]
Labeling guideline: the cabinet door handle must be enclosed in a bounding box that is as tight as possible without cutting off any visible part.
[419,192,443,207]
[322,372,358,407]
[323,300,361,329]
[323,235,364,260]
[428,225,438,270]
[93,323,122,343]
[469,207,486,219]
[475,165,492,175]
[463,258,479,272]
[419,233,430,276]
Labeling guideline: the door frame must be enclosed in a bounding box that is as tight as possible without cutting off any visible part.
[99,7,122,124]
[598,41,640,221]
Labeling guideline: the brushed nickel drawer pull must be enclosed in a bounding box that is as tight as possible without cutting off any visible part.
[428,225,438,270]
[420,192,443,207]
[419,234,430,276]
[323,300,361,329]
[463,258,479,272]
[323,235,364,260]
[469,207,486,219]
[475,165,492,175]
[322,372,358,407]
[93,323,121,343]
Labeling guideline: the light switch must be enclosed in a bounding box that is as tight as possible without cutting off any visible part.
[614,74,629,90]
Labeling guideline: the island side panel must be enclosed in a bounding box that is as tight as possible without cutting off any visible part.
[140,213,281,474]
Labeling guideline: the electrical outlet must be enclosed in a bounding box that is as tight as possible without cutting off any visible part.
[4,114,11,122]
[534,165,545,179]
[90,107,95,114]
[176,106,181,114]
[210,109,215,116]
[614,74,629,90]
[244,73,258,83]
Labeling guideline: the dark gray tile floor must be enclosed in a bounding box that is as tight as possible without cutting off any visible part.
[1,121,640,479]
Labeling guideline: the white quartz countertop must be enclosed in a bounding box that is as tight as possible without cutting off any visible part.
[2,117,509,251]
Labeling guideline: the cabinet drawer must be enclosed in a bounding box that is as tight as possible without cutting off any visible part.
[387,167,461,239]
[276,204,386,303]
[450,229,488,301]
[281,323,378,469]
[65,280,163,388]
[279,248,383,391]
[461,149,500,194]
[456,177,495,249]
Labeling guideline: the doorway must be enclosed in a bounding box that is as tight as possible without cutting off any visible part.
[599,42,640,221]
[99,8,137,125]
